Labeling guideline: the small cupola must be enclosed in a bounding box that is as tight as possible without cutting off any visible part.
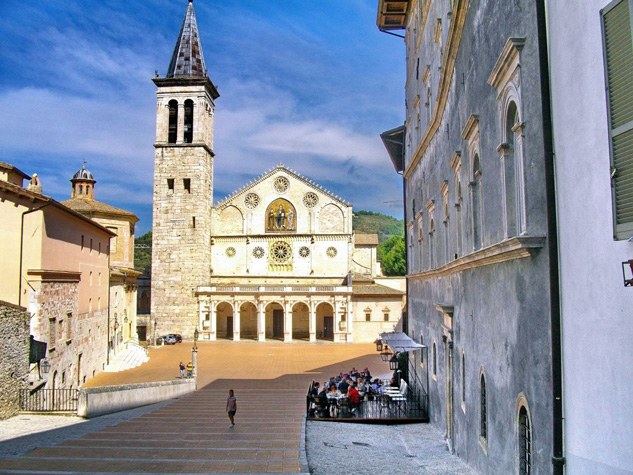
[70,161,96,199]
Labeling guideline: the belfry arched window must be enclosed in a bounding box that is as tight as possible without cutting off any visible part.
[168,100,178,143]
[184,99,194,143]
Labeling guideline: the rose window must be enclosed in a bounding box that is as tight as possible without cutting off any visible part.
[252,246,265,259]
[226,247,236,257]
[273,176,290,193]
[303,192,319,208]
[270,241,292,263]
[326,246,337,258]
[299,246,310,258]
[244,192,260,209]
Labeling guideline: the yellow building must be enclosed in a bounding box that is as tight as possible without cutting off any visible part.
[62,163,141,353]
[0,161,113,389]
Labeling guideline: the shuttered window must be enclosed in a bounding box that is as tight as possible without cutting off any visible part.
[602,0,633,239]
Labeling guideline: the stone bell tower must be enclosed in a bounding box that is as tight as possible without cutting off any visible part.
[151,0,219,339]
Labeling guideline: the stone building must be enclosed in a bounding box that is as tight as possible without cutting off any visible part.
[0,162,114,389]
[151,1,404,343]
[62,163,141,354]
[0,301,30,420]
[377,1,556,473]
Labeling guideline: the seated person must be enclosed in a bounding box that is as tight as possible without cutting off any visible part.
[347,383,360,411]
[316,385,329,416]
[338,378,350,395]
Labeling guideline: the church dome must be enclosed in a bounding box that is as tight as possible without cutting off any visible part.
[72,162,94,181]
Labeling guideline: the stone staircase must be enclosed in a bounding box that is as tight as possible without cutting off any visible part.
[104,340,149,372]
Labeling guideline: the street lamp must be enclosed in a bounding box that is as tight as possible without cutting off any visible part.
[389,353,400,371]
[41,359,50,374]
[375,338,383,352]
[380,346,392,362]
[193,327,199,351]
[622,259,633,287]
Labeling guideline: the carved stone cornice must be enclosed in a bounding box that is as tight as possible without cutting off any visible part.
[407,235,545,280]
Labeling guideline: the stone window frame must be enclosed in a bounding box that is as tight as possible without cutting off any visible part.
[364,307,372,322]
[488,38,528,238]
[515,393,533,475]
[451,151,464,258]
[49,317,57,349]
[441,180,450,264]
[479,367,489,454]
[426,199,436,269]
[462,114,484,251]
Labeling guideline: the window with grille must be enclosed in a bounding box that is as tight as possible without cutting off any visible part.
[480,373,488,441]
[602,0,633,239]
[49,318,56,347]
[461,352,466,405]
[519,406,532,474]
[432,342,437,376]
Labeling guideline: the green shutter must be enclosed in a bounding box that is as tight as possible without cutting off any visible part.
[603,0,633,239]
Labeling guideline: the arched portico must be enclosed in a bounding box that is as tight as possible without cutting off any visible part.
[240,302,257,340]
[316,302,335,341]
[216,301,234,340]
[291,302,310,341]
[265,302,284,340]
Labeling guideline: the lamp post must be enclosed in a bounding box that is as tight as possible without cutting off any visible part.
[153,318,157,348]
[389,353,400,371]
[375,338,383,352]
[192,327,199,389]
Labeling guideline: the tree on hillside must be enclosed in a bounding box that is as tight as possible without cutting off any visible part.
[134,231,152,270]
[379,235,406,276]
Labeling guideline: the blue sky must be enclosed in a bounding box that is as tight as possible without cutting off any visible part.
[0,0,405,234]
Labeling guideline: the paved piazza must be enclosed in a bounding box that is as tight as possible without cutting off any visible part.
[0,343,475,474]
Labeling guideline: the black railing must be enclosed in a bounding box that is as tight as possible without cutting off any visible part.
[407,355,429,420]
[20,389,78,413]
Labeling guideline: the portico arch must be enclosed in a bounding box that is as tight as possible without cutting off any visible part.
[216,301,234,339]
[265,302,284,340]
[316,302,335,341]
[291,302,310,341]
[239,302,257,340]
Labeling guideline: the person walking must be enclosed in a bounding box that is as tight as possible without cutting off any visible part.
[226,389,237,428]
[186,361,193,378]
[179,361,185,379]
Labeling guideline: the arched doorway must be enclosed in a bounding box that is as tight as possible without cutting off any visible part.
[265,302,284,340]
[316,302,334,341]
[240,302,258,340]
[216,302,234,339]
[292,302,309,341]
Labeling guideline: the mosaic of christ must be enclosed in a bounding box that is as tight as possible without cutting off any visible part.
[266,199,296,232]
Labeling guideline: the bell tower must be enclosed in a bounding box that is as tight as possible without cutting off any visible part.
[151,0,219,339]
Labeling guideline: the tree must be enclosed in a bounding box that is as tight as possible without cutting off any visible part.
[381,236,406,276]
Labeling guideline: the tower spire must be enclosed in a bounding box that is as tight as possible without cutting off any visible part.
[166,1,207,78]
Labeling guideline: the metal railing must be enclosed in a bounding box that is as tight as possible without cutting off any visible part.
[20,389,78,413]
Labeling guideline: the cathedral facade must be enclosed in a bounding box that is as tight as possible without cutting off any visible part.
[151,1,403,343]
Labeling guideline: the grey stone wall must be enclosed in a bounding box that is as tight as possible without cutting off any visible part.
[0,301,30,420]
[399,0,553,473]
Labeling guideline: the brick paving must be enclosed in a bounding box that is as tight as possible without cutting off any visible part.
[0,342,388,474]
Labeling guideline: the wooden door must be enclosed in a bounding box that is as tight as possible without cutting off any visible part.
[226,316,233,338]
[323,316,334,339]
[273,310,284,338]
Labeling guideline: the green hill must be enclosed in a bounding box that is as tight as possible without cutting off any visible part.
[134,231,152,270]
[352,210,404,243]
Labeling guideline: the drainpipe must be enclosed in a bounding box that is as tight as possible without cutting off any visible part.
[19,203,52,307]
[535,1,565,472]
[398,169,408,335]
